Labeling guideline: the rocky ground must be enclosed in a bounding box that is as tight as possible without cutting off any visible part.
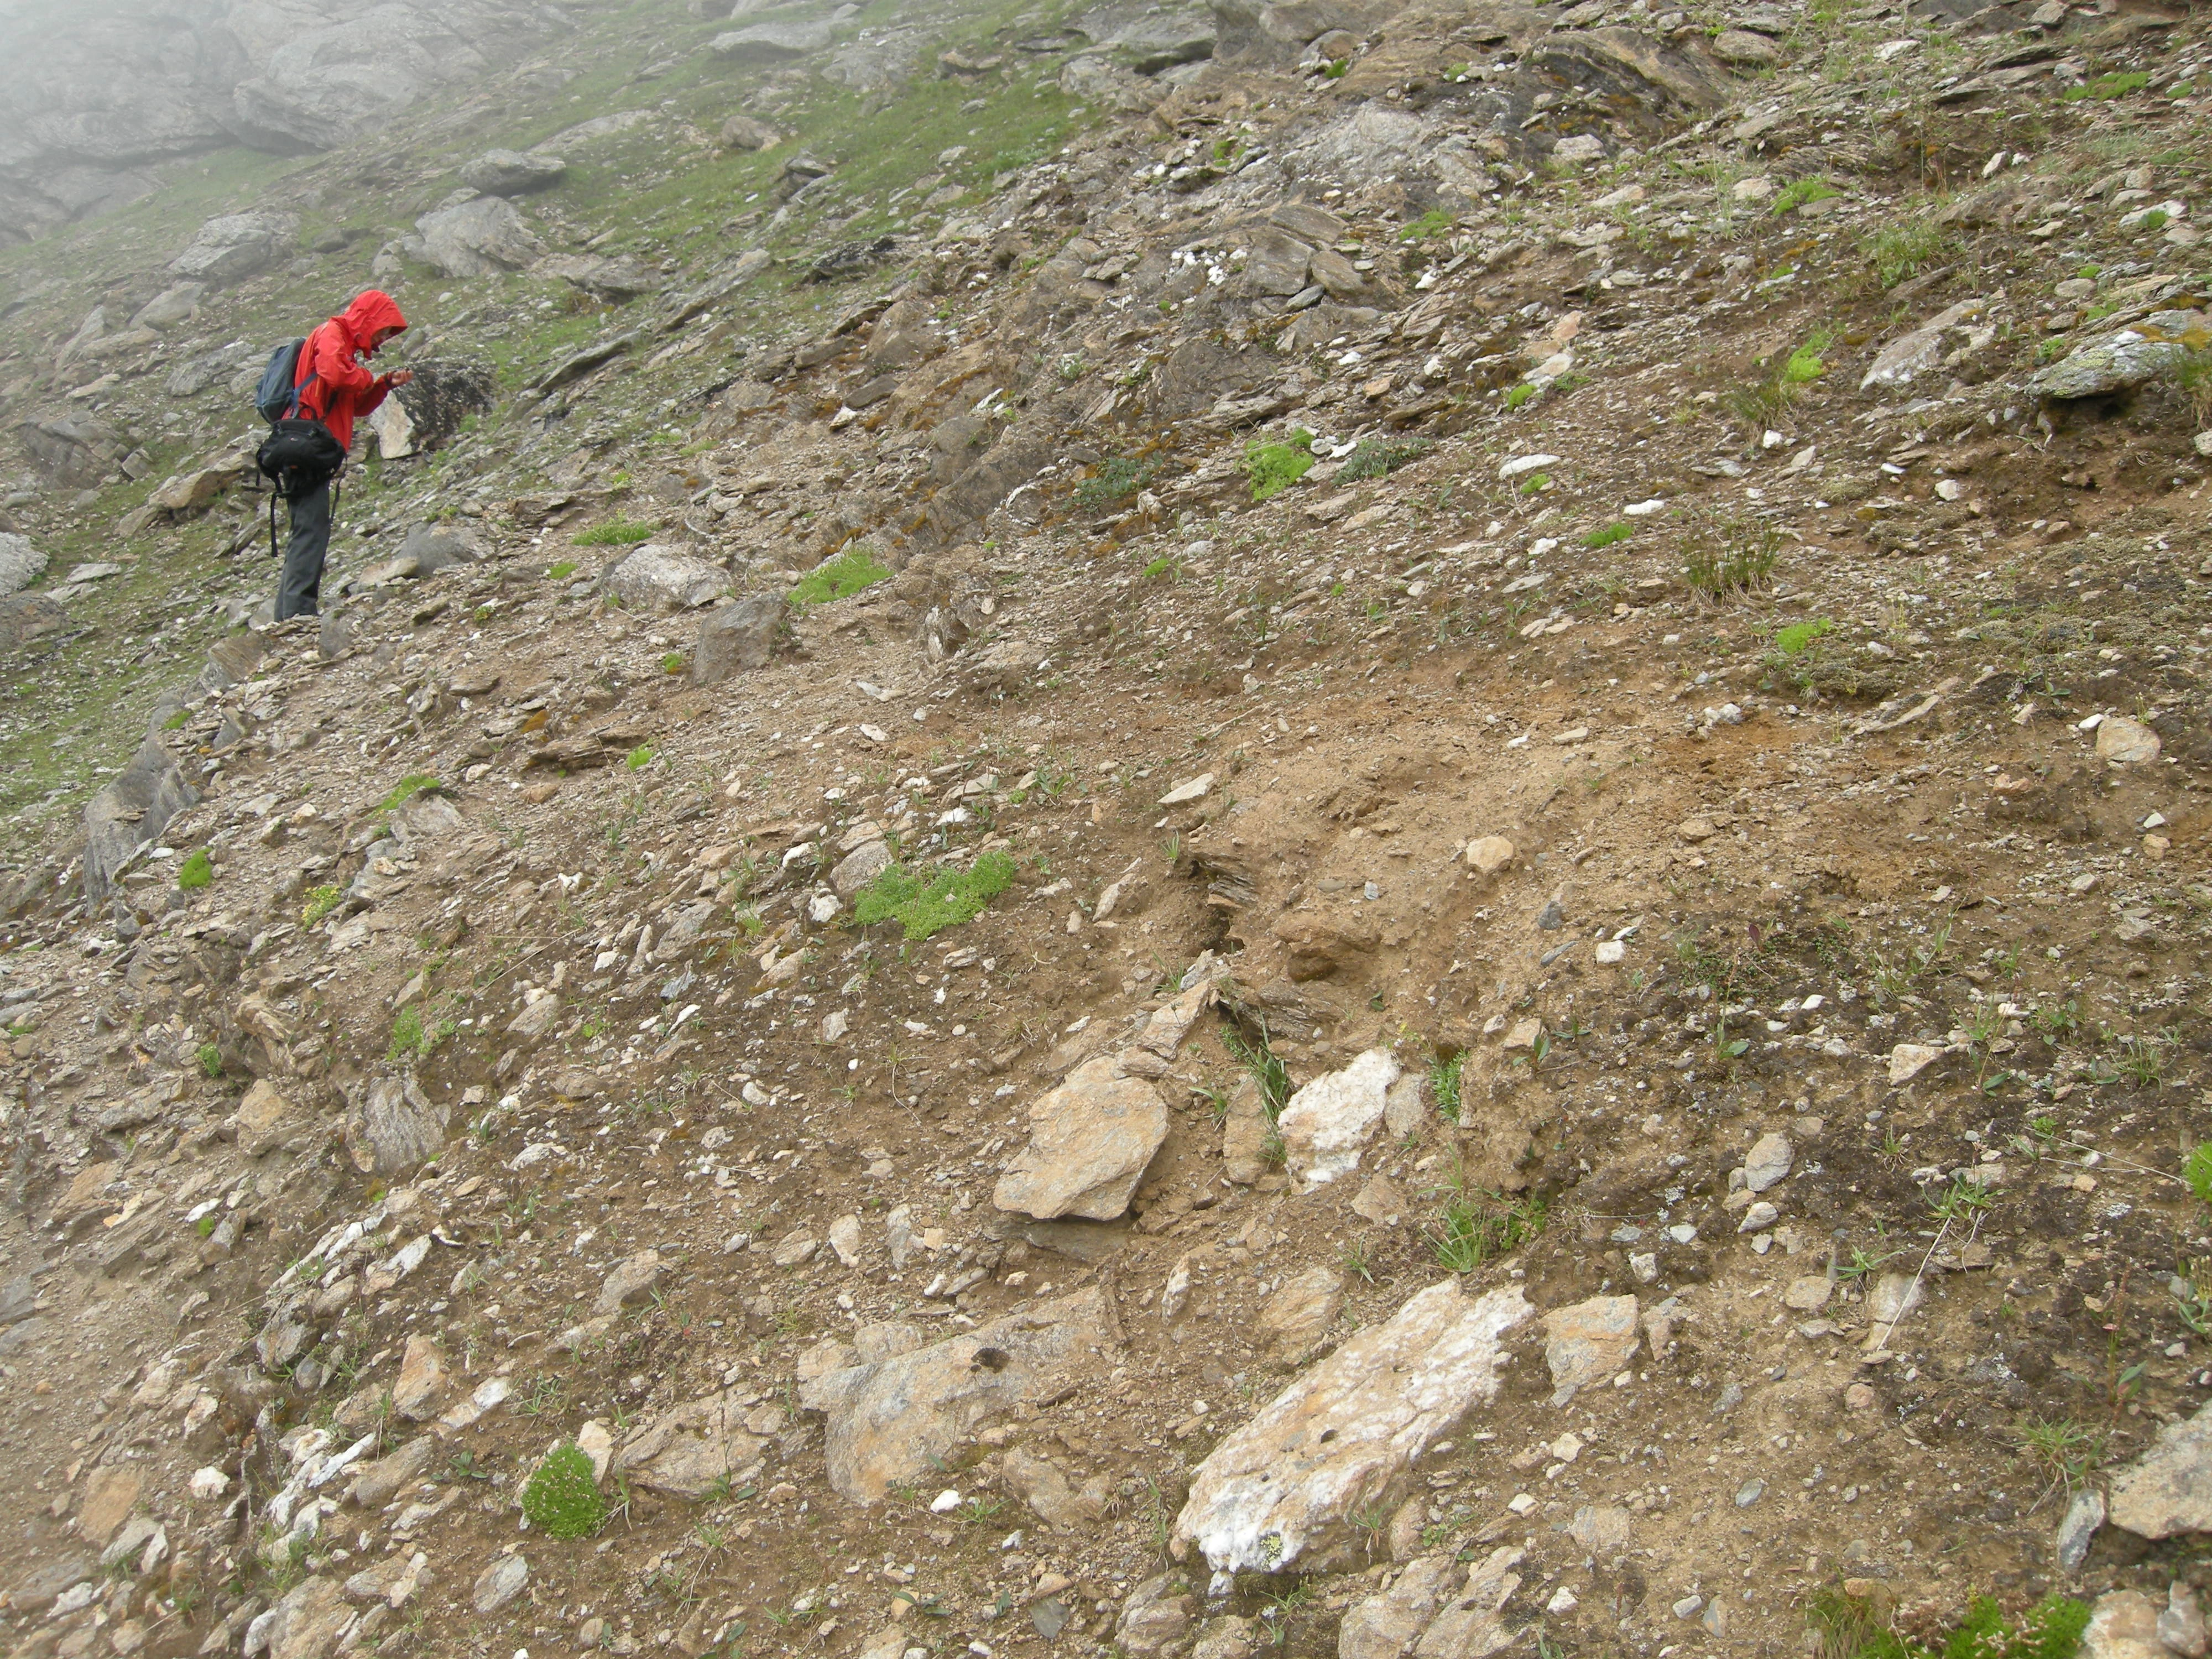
[2,0,2211,1655]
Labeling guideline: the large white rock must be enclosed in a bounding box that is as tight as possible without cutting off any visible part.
[1277,1048,1400,1187]
[1175,1281,1531,1575]
[993,1056,1167,1220]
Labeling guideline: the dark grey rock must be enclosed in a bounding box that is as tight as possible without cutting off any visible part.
[397,524,486,575]
[691,593,787,684]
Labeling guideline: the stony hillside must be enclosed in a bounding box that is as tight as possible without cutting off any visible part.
[1,0,2210,1656]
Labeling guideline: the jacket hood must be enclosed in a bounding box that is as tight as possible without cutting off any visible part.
[337,290,408,354]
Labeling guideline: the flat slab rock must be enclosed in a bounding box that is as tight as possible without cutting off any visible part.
[1175,1280,1530,1575]
[615,1390,768,1498]
[800,1288,1112,1502]
[993,1055,1167,1220]
[1339,1546,1526,1659]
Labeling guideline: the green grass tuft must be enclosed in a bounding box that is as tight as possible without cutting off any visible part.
[301,884,343,927]
[546,560,579,581]
[389,1006,424,1062]
[521,1444,607,1540]
[1582,522,1632,550]
[1864,222,1958,289]
[1243,430,1314,502]
[627,745,655,770]
[2185,1142,2212,1206]
[2065,70,2150,100]
[1429,1052,1464,1123]
[853,852,1018,942]
[1503,383,1540,410]
[573,520,658,546]
[1771,176,1841,215]
[788,546,891,607]
[176,849,213,891]
[196,1042,223,1079]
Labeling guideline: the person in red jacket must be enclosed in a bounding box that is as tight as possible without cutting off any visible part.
[277,289,413,621]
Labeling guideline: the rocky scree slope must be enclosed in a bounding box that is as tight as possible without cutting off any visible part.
[2,0,2212,1656]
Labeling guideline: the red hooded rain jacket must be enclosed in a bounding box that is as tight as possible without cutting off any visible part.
[291,289,409,452]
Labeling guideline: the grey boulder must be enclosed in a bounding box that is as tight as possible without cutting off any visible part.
[459,149,566,195]
[129,283,205,331]
[415,195,541,277]
[603,544,731,611]
[2030,310,2212,400]
[712,20,835,59]
[0,534,46,597]
[169,211,299,285]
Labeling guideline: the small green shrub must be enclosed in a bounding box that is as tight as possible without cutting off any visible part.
[521,1445,607,1540]
[388,1006,424,1062]
[1503,383,1539,410]
[177,850,213,891]
[546,560,579,581]
[627,745,655,770]
[196,1042,223,1079]
[2141,208,2171,233]
[1244,430,1316,502]
[1076,455,1161,511]
[1771,176,1841,215]
[1775,617,1834,655]
[163,708,190,731]
[1582,522,1631,550]
[1807,1588,2089,1658]
[660,651,685,675]
[854,852,1018,942]
[789,546,891,607]
[1335,437,1432,483]
[1784,326,1836,384]
[573,520,658,546]
[301,884,343,927]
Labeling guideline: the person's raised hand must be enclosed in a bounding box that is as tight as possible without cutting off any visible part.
[387,369,415,388]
